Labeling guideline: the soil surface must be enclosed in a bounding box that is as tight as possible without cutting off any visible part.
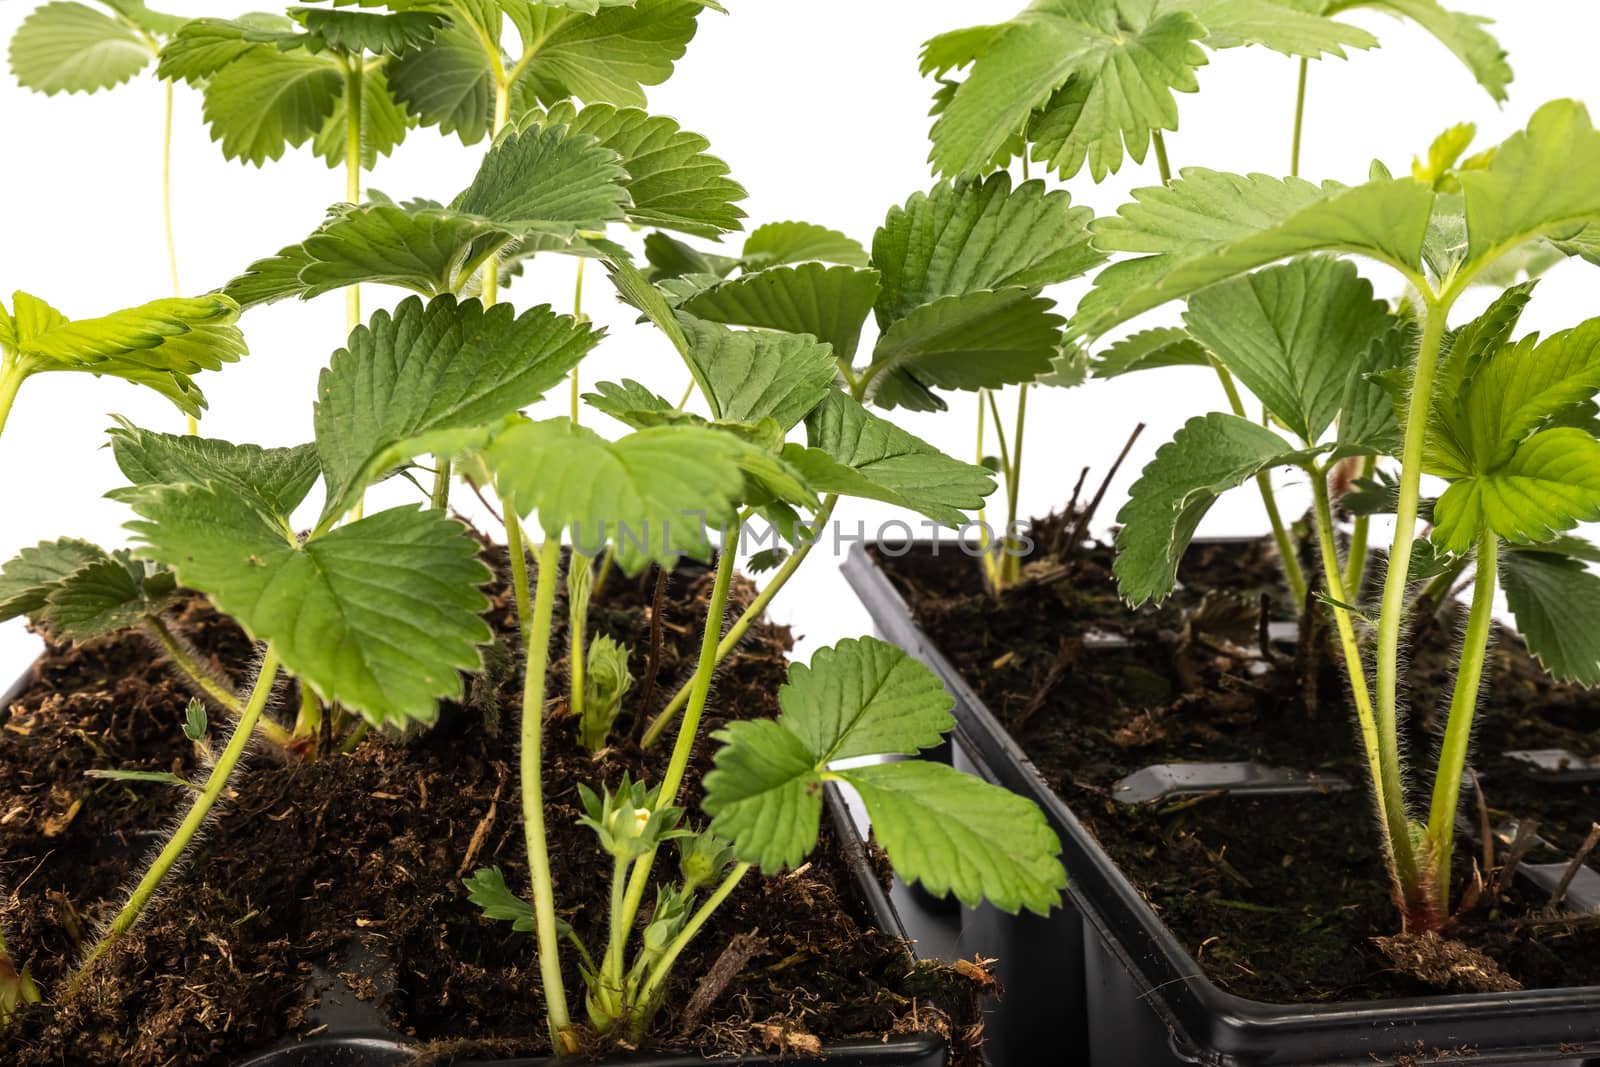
[874,511,1600,1004]
[0,547,984,1065]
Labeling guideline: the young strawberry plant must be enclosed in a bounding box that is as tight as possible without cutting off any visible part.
[922,0,1510,592]
[1100,100,1600,931]
[449,294,1066,1047]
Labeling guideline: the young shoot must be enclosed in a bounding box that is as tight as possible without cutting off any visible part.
[0,292,245,447]
[1099,102,1600,931]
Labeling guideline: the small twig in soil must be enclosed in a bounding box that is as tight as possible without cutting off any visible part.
[1257,592,1276,663]
[1064,423,1145,561]
[1495,820,1540,898]
[1052,466,1092,556]
[1548,822,1600,912]
[456,763,507,878]
[629,564,671,745]
[677,931,768,1038]
[1472,771,1494,883]
[1011,637,1077,734]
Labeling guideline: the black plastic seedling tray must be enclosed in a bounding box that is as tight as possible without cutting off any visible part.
[845,540,1600,1067]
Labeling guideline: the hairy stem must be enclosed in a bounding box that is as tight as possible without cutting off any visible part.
[78,648,281,973]
[1344,455,1376,597]
[1310,465,1394,876]
[974,392,998,586]
[1426,534,1498,918]
[617,547,738,945]
[502,495,533,649]
[1375,299,1453,919]
[640,495,838,749]
[1290,58,1308,179]
[632,861,751,1018]
[143,617,290,747]
[431,461,452,511]
[569,556,588,728]
[519,537,576,1050]
[1211,359,1309,608]
[597,853,630,1019]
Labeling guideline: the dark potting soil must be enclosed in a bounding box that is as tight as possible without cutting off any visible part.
[873,512,1600,1004]
[0,550,985,1065]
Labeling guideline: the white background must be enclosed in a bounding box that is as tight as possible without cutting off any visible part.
[2,0,1598,681]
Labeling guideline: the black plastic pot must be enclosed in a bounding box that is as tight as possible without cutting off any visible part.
[0,661,952,1067]
[843,541,1600,1067]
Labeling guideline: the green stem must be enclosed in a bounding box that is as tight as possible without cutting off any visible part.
[519,537,576,1050]
[999,384,1029,587]
[640,496,838,749]
[1375,298,1453,920]
[0,362,26,444]
[344,55,363,339]
[598,853,630,1016]
[616,546,738,943]
[502,495,533,649]
[1425,534,1497,918]
[632,861,751,1016]
[1309,465,1394,880]
[1290,58,1308,179]
[570,558,588,728]
[78,649,281,972]
[975,393,998,588]
[570,258,586,424]
[1344,455,1375,597]
[1211,359,1309,608]
[143,617,291,747]
[1152,129,1173,184]
[431,460,452,511]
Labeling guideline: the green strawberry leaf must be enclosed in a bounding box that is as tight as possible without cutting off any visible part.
[384,19,495,143]
[9,0,154,95]
[683,264,879,362]
[742,222,868,270]
[107,419,321,520]
[42,551,176,640]
[1502,543,1600,686]
[525,101,746,238]
[1182,256,1394,443]
[787,391,995,527]
[1432,429,1600,554]
[507,0,706,110]
[200,46,345,166]
[864,289,1065,409]
[0,538,106,622]
[455,121,631,236]
[929,0,1373,181]
[1458,101,1600,278]
[675,314,837,430]
[315,294,600,523]
[463,866,537,931]
[1078,171,1433,338]
[1322,0,1510,102]
[291,7,448,55]
[873,174,1101,325]
[1115,412,1316,605]
[484,418,753,573]
[1091,326,1209,378]
[127,487,492,727]
[705,637,1063,913]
